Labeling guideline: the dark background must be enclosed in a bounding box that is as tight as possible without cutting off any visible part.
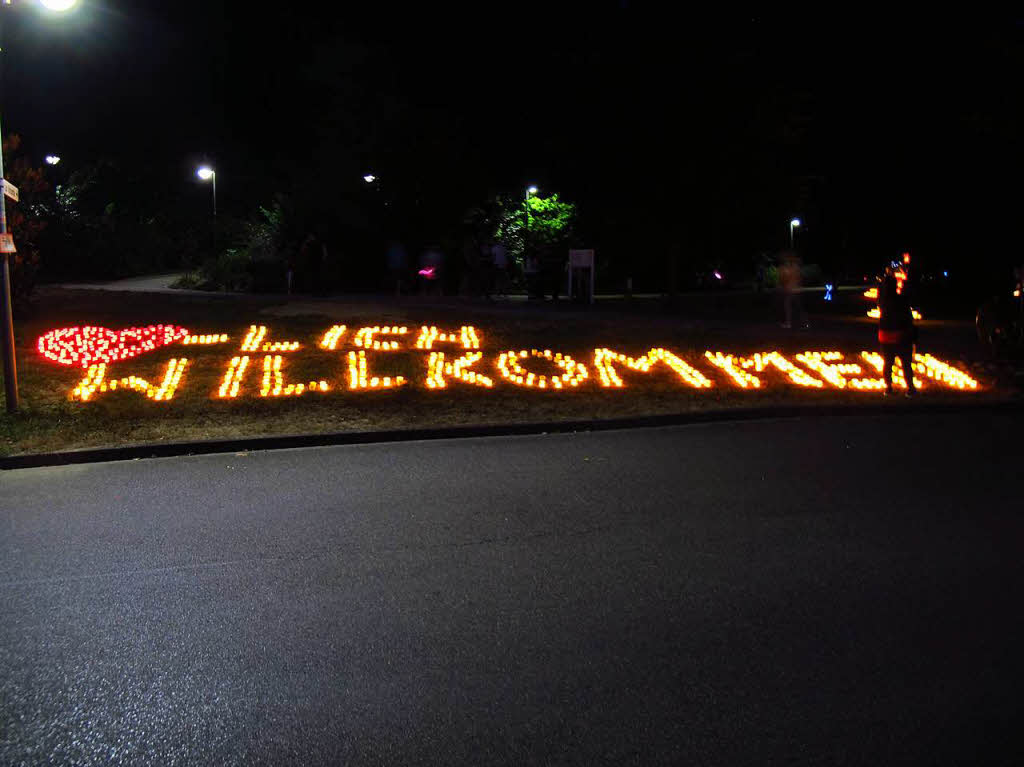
[2,3,1022,296]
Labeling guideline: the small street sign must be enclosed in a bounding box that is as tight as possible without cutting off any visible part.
[0,233,16,254]
[2,179,18,202]
[569,249,594,268]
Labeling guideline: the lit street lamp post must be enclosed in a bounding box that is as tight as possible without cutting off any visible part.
[197,165,216,218]
[196,166,217,263]
[789,218,801,250]
[1,0,78,414]
[523,186,538,287]
[525,186,538,231]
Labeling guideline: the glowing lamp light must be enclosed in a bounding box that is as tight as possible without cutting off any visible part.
[790,218,801,227]
[418,267,437,279]
[527,186,539,195]
[903,252,911,264]
[713,271,723,280]
[197,166,215,181]
[40,0,78,9]
[45,155,61,165]
[363,174,376,183]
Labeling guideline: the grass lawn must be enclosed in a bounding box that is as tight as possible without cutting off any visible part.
[0,288,1010,457]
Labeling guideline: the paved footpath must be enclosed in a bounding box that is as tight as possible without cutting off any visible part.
[2,413,1022,765]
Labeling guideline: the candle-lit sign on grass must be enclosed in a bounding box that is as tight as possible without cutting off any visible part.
[35,323,981,404]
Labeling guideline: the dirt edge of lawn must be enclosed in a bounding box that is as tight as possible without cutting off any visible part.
[3,398,1020,470]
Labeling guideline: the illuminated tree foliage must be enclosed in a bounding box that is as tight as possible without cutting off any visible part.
[489,193,578,269]
[2,135,49,313]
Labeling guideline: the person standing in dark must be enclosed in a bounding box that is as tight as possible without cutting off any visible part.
[385,240,409,296]
[299,234,323,295]
[779,251,808,328]
[878,265,918,396]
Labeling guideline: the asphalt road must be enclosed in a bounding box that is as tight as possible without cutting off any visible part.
[2,413,1022,765]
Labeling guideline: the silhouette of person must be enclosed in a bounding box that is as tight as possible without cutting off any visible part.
[878,265,918,395]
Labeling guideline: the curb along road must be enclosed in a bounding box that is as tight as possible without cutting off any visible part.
[2,400,1020,471]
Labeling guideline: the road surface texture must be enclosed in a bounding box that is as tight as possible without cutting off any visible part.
[2,413,1022,765]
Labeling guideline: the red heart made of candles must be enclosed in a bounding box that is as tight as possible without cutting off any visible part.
[37,325,190,368]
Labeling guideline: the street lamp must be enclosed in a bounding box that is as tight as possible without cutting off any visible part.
[45,155,60,165]
[1,0,78,413]
[789,218,801,250]
[197,165,216,217]
[363,174,376,183]
[525,185,538,228]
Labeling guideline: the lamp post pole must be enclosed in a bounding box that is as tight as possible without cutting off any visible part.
[197,166,217,260]
[0,11,18,412]
[524,185,537,256]
[0,109,18,412]
[789,218,801,250]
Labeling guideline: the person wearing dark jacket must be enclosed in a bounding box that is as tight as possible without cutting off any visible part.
[877,266,918,395]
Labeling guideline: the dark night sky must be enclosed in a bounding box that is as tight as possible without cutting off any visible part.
[2,3,1022,286]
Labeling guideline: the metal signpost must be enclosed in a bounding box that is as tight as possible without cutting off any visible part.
[567,249,595,304]
[0,111,18,412]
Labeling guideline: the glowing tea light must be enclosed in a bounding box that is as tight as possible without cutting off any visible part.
[415,325,481,350]
[39,322,986,402]
[498,349,588,389]
[71,358,189,402]
[594,348,712,389]
[795,351,867,389]
[426,351,494,389]
[218,356,250,398]
[183,334,229,345]
[240,325,268,352]
[38,325,189,368]
[319,325,348,350]
[740,352,823,388]
[858,350,922,390]
[354,325,408,350]
[259,354,308,397]
[704,351,760,388]
[347,350,406,390]
[866,307,922,320]
[912,353,979,390]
